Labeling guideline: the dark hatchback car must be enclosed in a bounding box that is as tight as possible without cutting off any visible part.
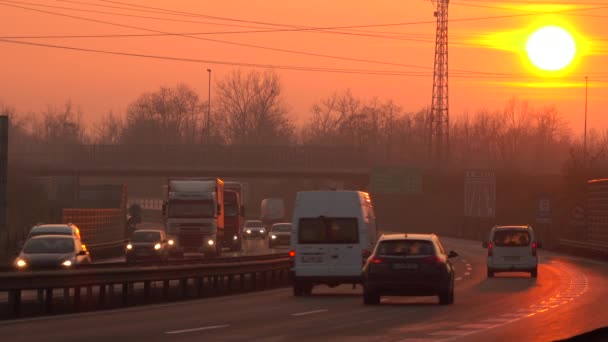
[362,233,458,305]
[14,235,91,270]
[125,230,171,263]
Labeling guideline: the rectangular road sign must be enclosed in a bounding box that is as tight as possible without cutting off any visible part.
[536,195,552,224]
[370,166,422,195]
[464,170,496,218]
[0,116,7,232]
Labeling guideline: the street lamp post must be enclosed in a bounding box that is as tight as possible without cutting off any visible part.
[584,76,588,168]
[206,68,212,144]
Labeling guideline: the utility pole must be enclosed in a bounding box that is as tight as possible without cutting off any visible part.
[0,115,7,232]
[584,76,588,168]
[207,68,212,144]
[429,0,450,163]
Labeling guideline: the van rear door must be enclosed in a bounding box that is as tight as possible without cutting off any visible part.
[325,218,362,277]
[295,218,330,277]
[492,229,533,264]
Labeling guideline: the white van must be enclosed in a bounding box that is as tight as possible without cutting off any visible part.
[485,225,540,278]
[290,191,378,296]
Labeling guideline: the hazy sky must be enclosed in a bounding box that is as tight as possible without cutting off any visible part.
[1,0,607,134]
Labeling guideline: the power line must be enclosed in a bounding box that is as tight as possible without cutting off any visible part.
[0,1,522,76]
[2,38,606,81]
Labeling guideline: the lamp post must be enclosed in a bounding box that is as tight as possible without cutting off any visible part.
[584,76,588,168]
[206,68,212,144]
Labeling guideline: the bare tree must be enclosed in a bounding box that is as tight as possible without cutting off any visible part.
[215,69,294,145]
[92,110,124,144]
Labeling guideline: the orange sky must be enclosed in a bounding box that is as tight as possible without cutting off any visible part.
[1,0,607,135]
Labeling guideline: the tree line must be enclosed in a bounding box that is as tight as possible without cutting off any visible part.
[2,68,608,175]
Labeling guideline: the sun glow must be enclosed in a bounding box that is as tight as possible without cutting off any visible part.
[526,26,577,71]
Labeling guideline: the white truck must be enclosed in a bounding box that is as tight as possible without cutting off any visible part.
[261,198,285,228]
[162,178,224,258]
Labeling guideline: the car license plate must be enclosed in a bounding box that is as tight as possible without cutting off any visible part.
[393,263,418,270]
[504,256,520,261]
[302,255,323,263]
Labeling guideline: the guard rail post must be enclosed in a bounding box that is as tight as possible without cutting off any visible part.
[8,290,21,317]
[143,281,151,302]
[45,288,53,313]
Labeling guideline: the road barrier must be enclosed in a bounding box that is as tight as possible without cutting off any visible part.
[0,254,290,318]
[558,238,608,258]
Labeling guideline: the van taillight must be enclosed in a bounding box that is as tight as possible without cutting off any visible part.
[488,242,493,257]
[532,242,537,257]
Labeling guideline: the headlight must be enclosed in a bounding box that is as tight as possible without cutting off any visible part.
[260,229,266,233]
[154,243,162,250]
[208,240,215,246]
[126,244,133,250]
[62,260,73,267]
[16,259,27,268]
[246,229,252,234]
[233,235,238,240]
[271,235,277,240]
[168,239,174,246]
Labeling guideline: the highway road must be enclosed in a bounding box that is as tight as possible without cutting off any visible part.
[1,237,606,341]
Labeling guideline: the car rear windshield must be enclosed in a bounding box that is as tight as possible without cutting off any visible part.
[29,227,71,237]
[493,230,531,247]
[23,238,75,254]
[298,217,358,244]
[245,221,264,228]
[132,231,161,242]
[377,240,435,256]
[272,224,291,232]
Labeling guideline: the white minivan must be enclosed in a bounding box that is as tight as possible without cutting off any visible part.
[484,225,540,278]
[289,191,378,296]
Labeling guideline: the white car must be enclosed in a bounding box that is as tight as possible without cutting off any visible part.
[484,225,540,278]
[269,223,292,248]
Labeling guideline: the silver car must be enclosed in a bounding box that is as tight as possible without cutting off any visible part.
[269,223,292,248]
[15,235,91,270]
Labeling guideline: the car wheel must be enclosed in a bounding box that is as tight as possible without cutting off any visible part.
[303,283,313,296]
[293,282,304,297]
[487,268,495,278]
[531,268,538,278]
[363,290,380,305]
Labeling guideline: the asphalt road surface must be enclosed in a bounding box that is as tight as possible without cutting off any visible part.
[1,237,606,341]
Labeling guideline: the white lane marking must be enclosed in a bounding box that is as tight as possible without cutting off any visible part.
[292,309,328,316]
[455,277,463,281]
[459,323,497,329]
[381,298,390,302]
[461,259,468,263]
[465,264,471,267]
[464,272,471,276]
[429,330,471,336]
[165,324,230,335]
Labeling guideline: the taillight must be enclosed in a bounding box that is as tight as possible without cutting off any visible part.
[289,250,295,267]
[421,256,442,264]
[289,250,296,258]
[532,242,537,257]
[488,242,493,257]
[371,256,385,264]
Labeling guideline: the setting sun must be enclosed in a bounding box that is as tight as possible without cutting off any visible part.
[526,26,577,71]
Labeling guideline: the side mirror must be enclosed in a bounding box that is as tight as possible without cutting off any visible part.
[77,250,87,256]
[362,250,372,259]
[448,250,459,258]
[482,241,489,248]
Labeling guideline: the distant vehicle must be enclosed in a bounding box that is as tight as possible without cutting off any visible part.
[27,223,82,241]
[484,225,540,278]
[362,233,458,305]
[290,191,378,296]
[14,235,91,270]
[261,198,285,228]
[243,220,266,239]
[125,229,172,263]
[224,188,245,252]
[269,223,292,248]
[163,178,224,258]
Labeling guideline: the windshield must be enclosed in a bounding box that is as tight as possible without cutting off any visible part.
[245,221,264,228]
[298,217,358,244]
[225,204,239,217]
[493,230,531,247]
[29,228,71,237]
[377,240,435,256]
[131,231,162,242]
[168,201,214,218]
[23,238,75,254]
[272,224,291,232]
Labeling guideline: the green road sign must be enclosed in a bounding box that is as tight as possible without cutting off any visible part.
[370,167,422,194]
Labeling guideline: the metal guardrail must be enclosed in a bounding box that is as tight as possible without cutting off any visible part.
[0,253,291,318]
[558,238,608,256]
